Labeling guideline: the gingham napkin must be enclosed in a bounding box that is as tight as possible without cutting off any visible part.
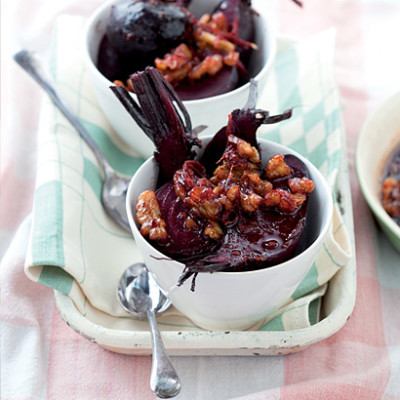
[25,15,352,332]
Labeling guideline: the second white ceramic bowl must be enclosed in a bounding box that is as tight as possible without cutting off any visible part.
[126,137,333,331]
[356,91,400,253]
[83,0,276,158]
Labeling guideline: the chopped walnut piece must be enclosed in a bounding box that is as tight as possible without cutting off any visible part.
[264,189,300,213]
[185,217,198,229]
[226,185,240,202]
[209,11,229,32]
[188,54,224,80]
[240,190,263,213]
[161,64,192,84]
[198,13,211,25]
[242,172,273,196]
[265,154,291,180]
[186,186,223,220]
[382,177,400,217]
[204,221,224,240]
[292,192,307,207]
[223,51,240,67]
[155,44,192,70]
[288,177,315,194]
[235,137,260,163]
[222,135,260,165]
[211,165,230,184]
[194,29,235,52]
[155,44,193,84]
[136,190,168,241]
[173,160,206,201]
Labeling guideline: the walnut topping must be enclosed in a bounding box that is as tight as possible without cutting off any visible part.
[209,11,229,31]
[242,172,273,196]
[219,135,261,169]
[155,43,193,71]
[194,29,236,52]
[264,189,302,213]
[153,10,242,87]
[204,221,224,240]
[136,190,168,241]
[265,154,291,179]
[185,217,198,229]
[185,186,223,220]
[173,160,206,201]
[382,177,400,217]
[240,190,263,213]
[292,192,307,207]
[138,136,315,245]
[226,185,240,202]
[288,177,315,194]
[188,54,224,80]
[155,44,193,84]
[223,50,240,67]
[235,136,260,164]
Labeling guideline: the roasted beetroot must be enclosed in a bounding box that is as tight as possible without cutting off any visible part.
[98,0,262,100]
[111,67,314,289]
[106,1,192,56]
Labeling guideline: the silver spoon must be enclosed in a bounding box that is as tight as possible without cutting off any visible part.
[13,50,132,232]
[117,263,181,399]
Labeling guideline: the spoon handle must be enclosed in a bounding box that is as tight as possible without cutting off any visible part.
[13,50,111,173]
[147,309,181,399]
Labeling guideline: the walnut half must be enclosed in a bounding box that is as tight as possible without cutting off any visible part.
[136,190,168,241]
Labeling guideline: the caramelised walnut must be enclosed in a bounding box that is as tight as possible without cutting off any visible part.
[240,190,263,213]
[155,44,193,84]
[265,154,291,179]
[219,135,261,171]
[185,185,223,220]
[204,220,224,240]
[242,171,273,196]
[210,165,230,184]
[188,54,224,80]
[288,177,315,194]
[194,29,236,53]
[173,160,207,201]
[382,177,400,217]
[136,190,168,241]
[206,11,229,32]
[264,189,306,213]
[223,50,240,67]
[234,136,261,164]
[155,43,193,71]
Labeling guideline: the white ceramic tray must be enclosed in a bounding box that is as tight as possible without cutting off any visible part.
[54,130,356,356]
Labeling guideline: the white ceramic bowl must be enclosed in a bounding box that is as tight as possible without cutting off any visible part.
[355,91,400,253]
[83,0,276,158]
[126,137,333,331]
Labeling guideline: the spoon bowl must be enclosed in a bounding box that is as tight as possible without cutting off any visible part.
[117,263,171,317]
[117,263,181,399]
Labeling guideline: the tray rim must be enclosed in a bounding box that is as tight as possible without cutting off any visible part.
[54,129,356,356]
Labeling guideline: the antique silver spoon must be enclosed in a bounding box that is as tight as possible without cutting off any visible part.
[13,50,132,232]
[117,263,181,399]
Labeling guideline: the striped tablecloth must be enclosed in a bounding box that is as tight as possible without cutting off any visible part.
[1,0,400,399]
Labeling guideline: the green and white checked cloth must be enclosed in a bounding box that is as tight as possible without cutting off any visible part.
[25,16,352,332]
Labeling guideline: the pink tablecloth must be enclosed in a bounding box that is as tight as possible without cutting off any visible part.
[1,0,400,399]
